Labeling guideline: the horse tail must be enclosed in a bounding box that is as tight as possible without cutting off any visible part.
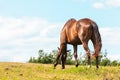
[91,21,102,57]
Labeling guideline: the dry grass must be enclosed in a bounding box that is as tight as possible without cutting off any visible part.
[0,62,120,80]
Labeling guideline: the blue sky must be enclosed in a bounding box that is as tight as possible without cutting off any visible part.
[0,0,120,62]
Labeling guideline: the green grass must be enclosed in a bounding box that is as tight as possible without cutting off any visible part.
[0,62,120,80]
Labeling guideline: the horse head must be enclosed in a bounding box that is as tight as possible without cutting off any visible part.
[57,47,71,52]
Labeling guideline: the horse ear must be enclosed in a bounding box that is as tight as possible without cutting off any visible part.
[67,50,71,52]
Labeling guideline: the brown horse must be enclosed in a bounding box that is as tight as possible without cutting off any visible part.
[54,18,102,69]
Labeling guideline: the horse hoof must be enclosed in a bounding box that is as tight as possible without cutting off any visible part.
[96,66,99,69]
[53,64,56,69]
[54,64,56,67]
[75,64,79,67]
[87,65,91,68]
[62,67,65,69]
[54,63,57,69]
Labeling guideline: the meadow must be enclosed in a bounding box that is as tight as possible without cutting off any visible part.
[0,62,120,80]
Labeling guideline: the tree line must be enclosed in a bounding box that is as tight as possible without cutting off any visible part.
[28,49,120,66]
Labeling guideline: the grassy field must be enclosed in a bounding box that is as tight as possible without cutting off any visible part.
[0,62,120,80]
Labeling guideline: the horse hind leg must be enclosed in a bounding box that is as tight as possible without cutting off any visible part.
[96,56,99,69]
[91,38,100,69]
[73,45,79,67]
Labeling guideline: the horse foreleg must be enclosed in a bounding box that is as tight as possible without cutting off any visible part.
[54,44,66,69]
[54,51,61,68]
[61,53,67,69]
[61,44,67,69]
[73,45,79,67]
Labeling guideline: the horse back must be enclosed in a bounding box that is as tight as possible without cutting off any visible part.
[61,18,82,45]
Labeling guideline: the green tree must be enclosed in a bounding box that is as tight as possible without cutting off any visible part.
[81,54,87,65]
[66,51,74,65]
[100,58,111,66]
[111,60,118,66]
[28,57,33,63]
[28,49,120,66]
[37,49,59,64]
[50,50,59,62]
[37,50,45,63]
[99,50,111,66]
[32,57,37,63]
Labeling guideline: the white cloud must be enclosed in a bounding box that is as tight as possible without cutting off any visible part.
[107,0,120,7]
[100,27,120,46]
[100,27,120,60]
[72,0,120,8]
[0,16,62,62]
[93,0,120,9]
[93,2,105,9]
[71,0,87,2]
